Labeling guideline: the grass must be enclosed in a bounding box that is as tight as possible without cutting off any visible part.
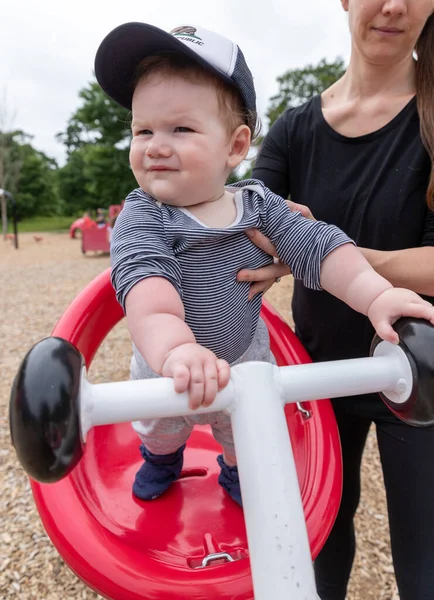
[8,215,75,233]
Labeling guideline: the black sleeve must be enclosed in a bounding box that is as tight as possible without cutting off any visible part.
[252,112,292,199]
[421,207,434,247]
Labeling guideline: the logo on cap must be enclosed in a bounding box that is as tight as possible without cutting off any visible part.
[170,26,204,46]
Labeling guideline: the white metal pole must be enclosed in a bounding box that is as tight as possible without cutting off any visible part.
[80,344,412,440]
[79,372,235,440]
[279,351,411,404]
[230,362,319,600]
[76,346,412,599]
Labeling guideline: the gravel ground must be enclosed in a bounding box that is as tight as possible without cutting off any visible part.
[0,232,398,599]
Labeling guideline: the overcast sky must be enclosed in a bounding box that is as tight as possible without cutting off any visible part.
[1,1,351,166]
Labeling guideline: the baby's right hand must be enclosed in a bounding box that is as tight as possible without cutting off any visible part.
[367,287,434,343]
[161,343,230,410]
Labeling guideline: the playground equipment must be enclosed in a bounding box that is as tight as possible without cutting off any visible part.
[0,188,19,249]
[81,223,110,254]
[69,215,90,238]
[9,268,434,599]
[70,204,123,242]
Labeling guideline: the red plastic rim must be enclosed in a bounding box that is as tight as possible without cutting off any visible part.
[31,268,342,600]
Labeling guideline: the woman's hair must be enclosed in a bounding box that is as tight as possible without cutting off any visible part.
[415,13,434,210]
[133,53,260,140]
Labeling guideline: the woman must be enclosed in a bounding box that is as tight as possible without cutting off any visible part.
[238,1,434,599]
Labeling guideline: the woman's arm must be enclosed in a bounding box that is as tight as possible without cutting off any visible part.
[252,115,292,199]
[237,113,294,295]
[240,197,434,298]
[239,243,434,297]
[319,243,434,342]
[360,246,434,296]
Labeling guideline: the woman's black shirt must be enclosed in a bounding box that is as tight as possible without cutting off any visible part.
[252,95,433,362]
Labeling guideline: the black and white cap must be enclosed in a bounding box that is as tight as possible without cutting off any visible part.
[94,23,256,114]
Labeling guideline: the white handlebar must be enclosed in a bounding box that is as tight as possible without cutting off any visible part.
[77,341,412,600]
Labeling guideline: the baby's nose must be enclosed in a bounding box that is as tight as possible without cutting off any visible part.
[145,135,172,158]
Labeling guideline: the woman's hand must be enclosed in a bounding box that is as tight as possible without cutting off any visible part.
[285,200,315,221]
[237,231,291,299]
[237,199,315,299]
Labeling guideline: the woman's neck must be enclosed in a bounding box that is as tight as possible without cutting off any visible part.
[320,49,417,138]
[331,51,416,101]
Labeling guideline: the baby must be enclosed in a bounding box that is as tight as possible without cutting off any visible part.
[94,22,434,506]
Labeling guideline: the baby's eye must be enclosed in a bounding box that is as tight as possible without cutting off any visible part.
[136,129,152,136]
[174,126,194,133]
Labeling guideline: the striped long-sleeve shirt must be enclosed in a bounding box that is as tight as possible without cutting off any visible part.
[110,179,352,364]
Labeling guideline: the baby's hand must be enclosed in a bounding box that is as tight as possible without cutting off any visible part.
[367,287,434,344]
[161,343,230,410]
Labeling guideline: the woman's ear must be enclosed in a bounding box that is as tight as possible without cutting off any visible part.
[227,124,251,169]
[341,0,349,12]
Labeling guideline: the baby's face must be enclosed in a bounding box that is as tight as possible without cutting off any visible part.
[130,75,233,207]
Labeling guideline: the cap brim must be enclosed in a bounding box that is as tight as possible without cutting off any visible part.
[94,22,234,110]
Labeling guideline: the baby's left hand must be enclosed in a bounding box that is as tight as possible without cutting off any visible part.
[367,287,434,343]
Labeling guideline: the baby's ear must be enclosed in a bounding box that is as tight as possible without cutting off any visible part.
[227,125,251,169]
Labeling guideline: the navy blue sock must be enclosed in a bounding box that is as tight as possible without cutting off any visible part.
[217,454,242,507]
[133,444,185,500]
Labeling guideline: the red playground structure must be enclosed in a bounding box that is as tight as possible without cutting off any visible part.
[69,204,123,254]
[19,269,342,599]
[10,267,434,598]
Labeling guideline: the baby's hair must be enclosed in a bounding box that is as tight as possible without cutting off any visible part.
[133,53,260,141]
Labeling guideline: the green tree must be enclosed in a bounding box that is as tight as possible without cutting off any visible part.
[0,129,28,197]
[0,129,59,218]
[231,57,347,183]
[58,144,136,215]
[16,144,58,217]
[266,57,346,127]
[81,145,136,207]
[56,150,88,215]
[57,80,134,211]
[0,127,24,236]
[57,82,131,154]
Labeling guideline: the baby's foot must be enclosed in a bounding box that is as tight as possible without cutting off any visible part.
[133,444,185,500]
[217,454,242,507]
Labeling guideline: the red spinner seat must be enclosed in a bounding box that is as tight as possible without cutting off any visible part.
[30,268,342,600]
